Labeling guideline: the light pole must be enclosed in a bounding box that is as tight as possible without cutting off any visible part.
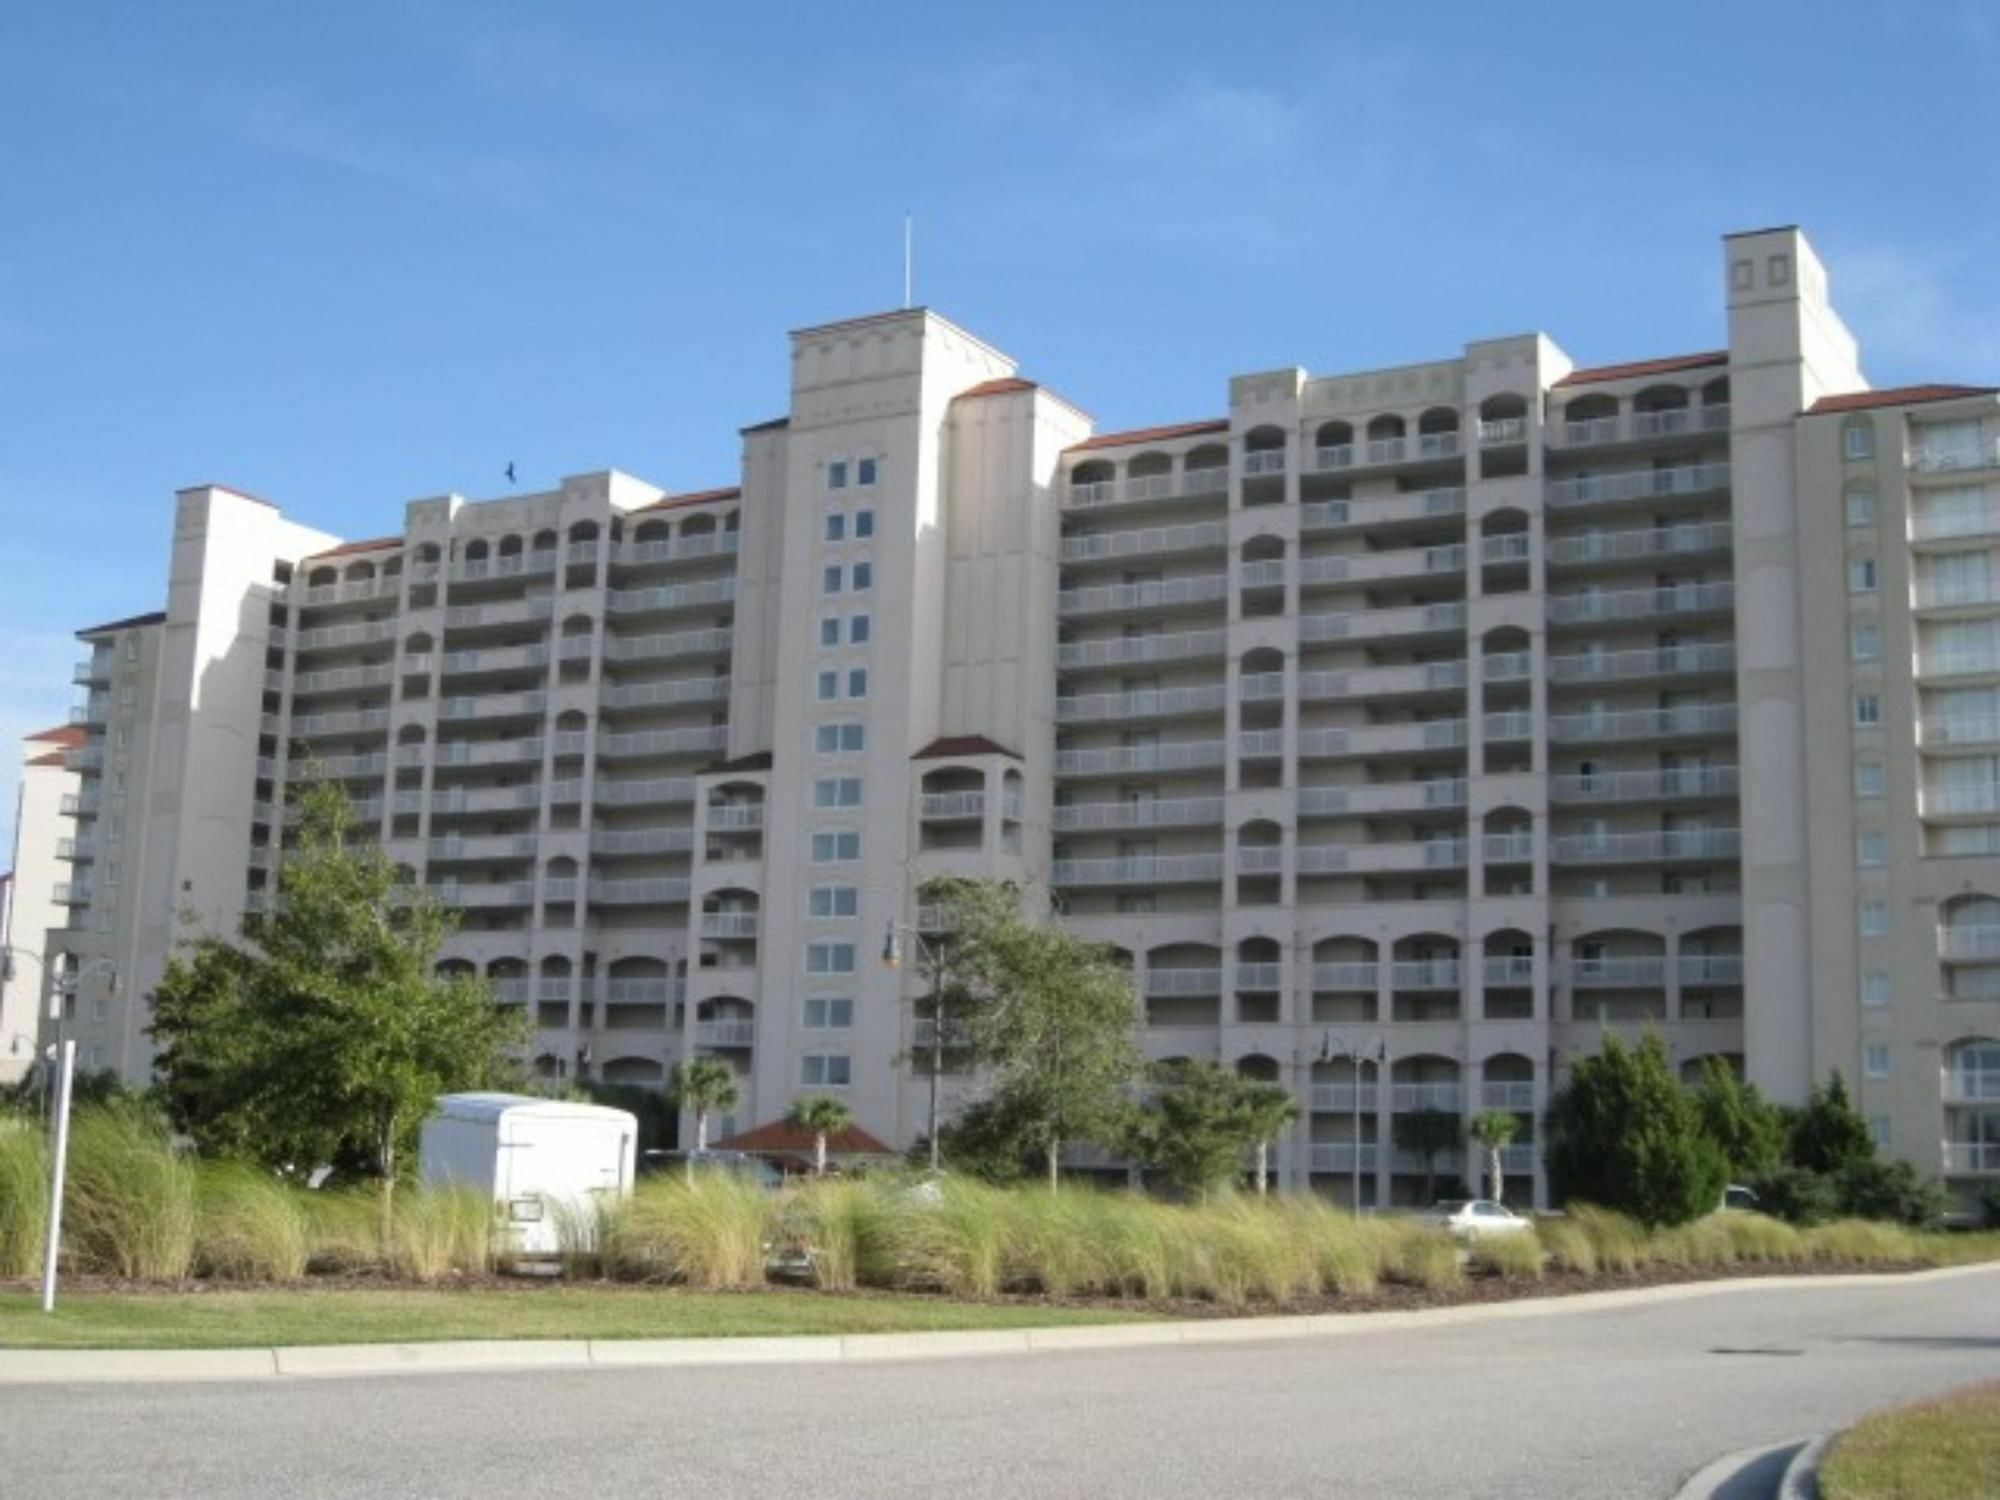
[1318,1032,1387,1216]
[882,918,946,1173]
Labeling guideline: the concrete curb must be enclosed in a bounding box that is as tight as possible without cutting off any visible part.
[1777,1433,1833,1500]
[1669,1439,1806,1500]
[2,1261,1993,1386]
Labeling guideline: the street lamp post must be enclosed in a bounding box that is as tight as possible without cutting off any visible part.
[1318,1032,1388,1216]
[882,919,946,1173]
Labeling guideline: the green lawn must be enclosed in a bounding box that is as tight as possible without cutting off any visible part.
[1821,1382,2000,1500]
[0,1286,1152,1351]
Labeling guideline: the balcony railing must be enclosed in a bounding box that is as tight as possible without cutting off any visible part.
[1481,1081,1536,1111]
[1311,962,1379,991]
[1923,783,2000,816]
[919,790,986,820]
[603,627,734,663]
[1390,960,1462,990]
[1546,580,1733,625]
[1145,968,1222,996]
[1391,1082,1462,1111]
[1546,462,1731,509]
[1049,854,1225,886]
[1299,601,1467,643]
[1908,438,2000,474]
[1916,649,2000,680]
[1920,715,2000,748]
[1546,521,1733,566]
[1678,955,1744,985]
[588,876,693,905]
[1938,925,2000,961]
[1550,828,1740,863]
[1057,628,1227,670]
[1064,467,1230,509]
[1051,797,1225,831]
[596,726,731,759]
[1547,642,1735,683]
[615,531,742,566]
[1057,575,1230,615]
[1058,684,1228,723]
[1053,741,1227,776]
[1477,416,1527,445]
[1569,957,1666,987]
[707,803,766,830]
[1482,955,1535,984]
[1549,766,1738,803]
[696,1020,756,1048]
[1943,1142,2000,1173]
[1302,487,1465,529]
[1308,1144,1380,1172]
[1242,449,1287,476]
[590,827,696,856]
[1060,520,1229,563]
[1546,703,1736,742]
[699,911,760,940]
[605,578,739,614]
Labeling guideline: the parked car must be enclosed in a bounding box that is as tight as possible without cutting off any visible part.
[1424,1199,1532,1238]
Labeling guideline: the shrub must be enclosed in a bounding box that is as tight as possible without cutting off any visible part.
[64,1103,196,1280]
[1469,1231,1543,1280]
[384,1186,491,1282]
[0,1116,49,1278]
[1535,1216,1598,1275]
[1787,1074,1873,1176]
[608,1174,772,1288]
[194,1164,309,1281]
[1835,1158,1948,1229]
[1566,1204,1650,1274]
[1545,1035,1728,1227]
[1749,1165,1841,1227]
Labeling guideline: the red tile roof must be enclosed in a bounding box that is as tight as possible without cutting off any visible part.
[958,377,1038,398]
[711,1119,897,1158]
[637,487,740,514]
[25,724,85,746]
[76,610,165,639]
[1807,384,1999,415]
[27,752,71,768]
[303,535,402,561]
[1554,352,1728,388]
[914,734,1019,761]
[1066,418,1230,453]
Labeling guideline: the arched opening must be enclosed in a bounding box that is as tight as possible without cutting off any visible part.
[1944,1039,2000,1179]
[1127,450,1173,501]
[1070,458,1116,503]
[919,764,987,852]
[1309,935,1379,1023]
[1145,941,1222,1028]
[1236,818,1284,912]
[497,533,524,561]
[1569,928,1668,1022]
[1235,1052,1281,1083]
[1479,506,1532,589]
[1390,934,1461,1022]
[1561,391,1619,444]
[1389,1053,1463,1205]
[1416,405,1461,460]
[1235,935,1283,1024]
[1365,413,1406,465]
[1242,426,1286,496]
[1678,924,1744,1018]
[1184,442,1230,489]
[307,566,337,588]
[1478,1051,1537,1198]
[1480,928,1535,1020]
[1940,896,2000,1000]
[1315,420,1355,469]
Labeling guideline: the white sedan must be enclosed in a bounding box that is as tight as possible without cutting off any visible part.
[1424,1199,1533,1238]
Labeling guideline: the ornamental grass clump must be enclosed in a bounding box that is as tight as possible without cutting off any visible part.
[875,1178,1013,1298]
[1566,1204,1650,1274]
[0,1117,49,1278]
[609,1173,773,1288]
[1715,1210,1804,1265]
[298,1188,385,1273]
[1203,1196,1319,1304]
[64,1103,196,1280]
[384,1185,491,1282]
[1648,1215,1737,1271]
[1469,1230,1544,1280]
[1805,1217,1917,1265]
[1084,1190,1175,1301]
[1382,1221,1464,1292]
[1003,1186,1111,1298]
[1534,1216,1598,1275]
[1281,1196,1386,1296]
[193,1163,309,1282]
[784,1177,884,1292]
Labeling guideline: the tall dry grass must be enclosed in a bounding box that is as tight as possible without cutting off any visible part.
[608,1173,773,1287]
[64,1103,196,1280]
[194,1164,309,1282]
[0,1116,50,1278]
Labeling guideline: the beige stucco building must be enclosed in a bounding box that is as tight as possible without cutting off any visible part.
[19,223,1999,1214]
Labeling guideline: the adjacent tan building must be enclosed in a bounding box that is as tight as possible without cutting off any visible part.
[20,224,1999,1214]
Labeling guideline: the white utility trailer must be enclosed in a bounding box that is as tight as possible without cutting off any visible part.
[419,1093,638,1260]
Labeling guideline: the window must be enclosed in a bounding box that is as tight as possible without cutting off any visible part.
[819,618,841,647]
[824,514,846,543]
[815,722,865,754]
[849,614,871,644]
[811,830,862,863]
[809,884,859,918]
[1858,830,1887,867]
[1868,1115,1892,1150]
[1851,625,1881,662]
[1860,900,1888,938]
[1846,491,1877,528]
[854,509,874,539]
[813,777,862,809]
[804,997,854,1029]
[852,561,873,592]
[1854,694,1880,726]
[857,457,877,487]
[806,941,857,975]
[1861,971,1890,1007]
[1848,559,1877,593]
[1862,1044,1890,1080]
[847,667,868,699]
[802,1054,852,1087]
[822,565,843,595]
[1855,760,1885,797]
[1844,422,1874,461]
[122,636,138,661]
[817,669,840,701]
[828,460,849,491]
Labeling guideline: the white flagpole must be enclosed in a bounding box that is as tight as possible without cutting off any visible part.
[40,1038,76,1313]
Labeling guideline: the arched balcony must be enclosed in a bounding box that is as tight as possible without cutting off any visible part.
[698,888,761,961]
[1235,819,1283,909]
[1390,935,1461,1023]
[1235,935,1283,1024]
[1310,936,1379,1023]
[695,997,754,1051]
[1364,414,1407,466]
[1145,941,1223,1028]
[1239,534,1287,615]
[1241,425,1287,496]
[1939,895,2000,1000]
[1678,925,1744,1018]
[706,781,766,862]
[1559,391,1620,446]
[1481,929,1535,1020]
[1416,406,1461,461]
[1315,420,1356,471]
[1389,1054,1463,1204]
[919,765,987,852]
[1478,506,1532,592]
[1569,929,1668,1022]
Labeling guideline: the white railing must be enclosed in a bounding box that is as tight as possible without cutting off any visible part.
[1547,521,1733,565]
[1481,1081,1536,1110]
[596,726,731,758]
[1058,574,1230,615]
[603,627,734,662]
[1482,832,1535,862]
[1391,1082,1462,1111]
[1477,416,1526,445]
[291,664,397,695]
[1911,504,2000,542]
[590,827,696,856]
[1482,651,1534,682]
[1479,533,1532,565]
[296,576,403,606]
[1546,703,1736,741]
[1053,741,1227,775]
[1391,960,1462,989]
[1678,955,1744,984]
[293,620,399,652]
[600,676,731,711]
[1547,580,1733,624]
[441,595,555,629]
[437,645,549,676]
[1050,854,1225,885]
[290,709,392,737]
[1943,1142,2000,1173]
[1242,449,1287,476]
[1238,559,1287,589]
[1311,963,1379,990]
[920,790,986,820]
[616,532,741,566]
[1915,577,2000,609]
[1550,828,1741,863]
[1920,715,2000,748]
[1908,438,2000,474]
[1064,467,1230,509]
[1923,783,2000,815]
[601,976,687,1003]
[1239,729,1285,759]
[706,803,765,830]
[1234,962,1283,989]
[1938,925,2000,961]
[594,777,698,806]
[1051,797,1224,831]
[1236,846,1284,874]
[1061,520,1229,562]
[1145,968,1222,996]
[1299,601,1466,643]
[1569,957,1666,987]
[605,578,738,614]
[427,834,538,861]
[588,877,693,905]
[1550,766,1738,803]
[447,549,558,583]
[1547,643,1736,682]
[700,911,760,939]
[1308,1143,1379,1171]
[1057,628,1227,670]
[1057,684,1228,722]
[1482,713,1533,742]
[696,1020,756,1047]
[1917,649,2000,680]
[1546,462,1731,508]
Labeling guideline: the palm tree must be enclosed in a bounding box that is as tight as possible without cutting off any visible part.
[786,1095,853,1177]
[1237,1081,1302,1196]
[670,1058,739,1174]
[1469,1110,1520,1203]
[1392,1107,1461,1205]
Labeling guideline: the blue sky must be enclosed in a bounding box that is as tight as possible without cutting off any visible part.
[4,0,1999,853]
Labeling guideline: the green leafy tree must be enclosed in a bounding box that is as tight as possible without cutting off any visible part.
[926,879,1144,1188]
[150,778,525,1228]
[1787,1072,1873,1176]
[786,1095,853,1177]
[1468,1110,1520,1203]
[669,1058,739,1163]
[1692,1058,1787,1181]
[929,1092,1041,1183]
[1544,1033,1728,1227]
[1391,1107,1461,1204]
[1749,1163,1841,1226]
[1125,1060,1296,1199]
[1835,1157,1948,1228]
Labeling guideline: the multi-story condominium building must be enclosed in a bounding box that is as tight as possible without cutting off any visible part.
[2,724,84,1081]
[19,224,2000,1214]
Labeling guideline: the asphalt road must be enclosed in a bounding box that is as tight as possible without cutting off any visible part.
[8,1270,1999,1500]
